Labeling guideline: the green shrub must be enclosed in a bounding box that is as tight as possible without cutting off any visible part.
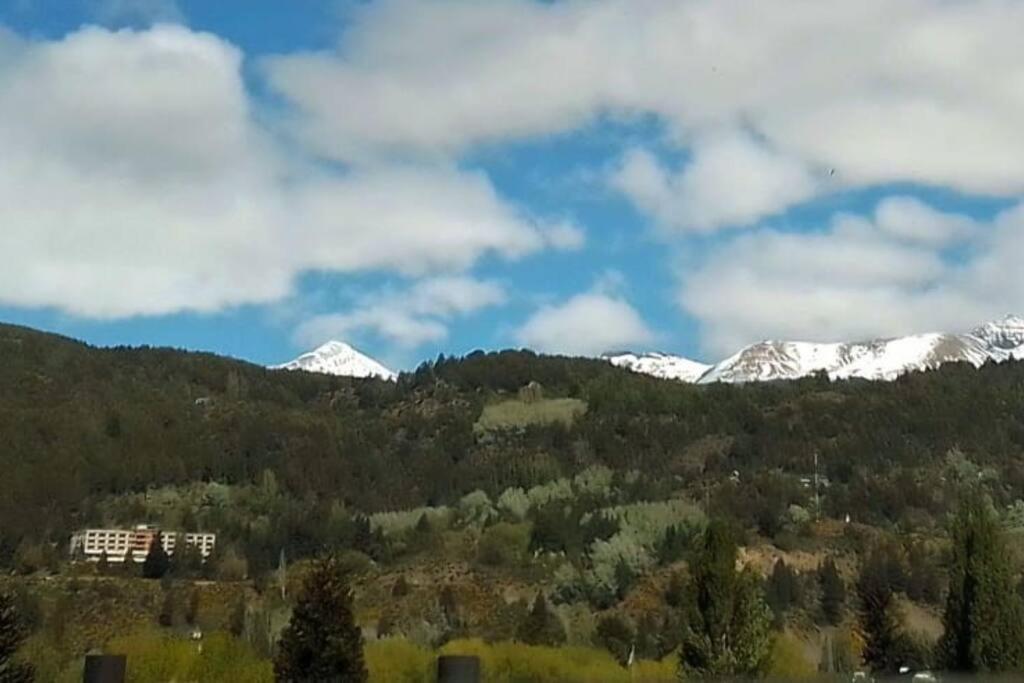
[477,523,531,567]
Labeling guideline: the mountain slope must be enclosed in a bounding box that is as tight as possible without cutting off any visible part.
[273,341,397,380]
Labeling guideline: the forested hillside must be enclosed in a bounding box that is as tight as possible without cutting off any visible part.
[4,321,1024,570]
[7,321,1024,680]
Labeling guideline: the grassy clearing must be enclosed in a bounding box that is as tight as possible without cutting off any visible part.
[475,398,586,431]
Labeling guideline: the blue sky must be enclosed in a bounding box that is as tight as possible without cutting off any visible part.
[1,0,1022,371]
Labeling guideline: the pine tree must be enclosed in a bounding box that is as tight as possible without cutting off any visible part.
[0,592,34,683]
[274,556,367,683]
[938,497,1024,672]
[856,548,908,673]
[677,521,772,679]
[819,557,846,626]
[142,533,170,580]
[766,558,800,625]
[515,592,566,646]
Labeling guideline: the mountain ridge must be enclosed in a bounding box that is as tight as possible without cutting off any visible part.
[608,315,1024,384]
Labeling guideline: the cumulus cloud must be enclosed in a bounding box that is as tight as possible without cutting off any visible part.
[681,199,1024,356]
[295,276,507,349]
[516,292,655,356]
[263,0,1024,198]
[611,130,820,232]
[0,25,555,318]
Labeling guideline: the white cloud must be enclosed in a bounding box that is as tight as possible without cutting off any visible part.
[295,276,507,349]
[611,130,820,232]
[516,292,655,356]
[680,199,1024,356]
[0,25,554,318]
[263,0,1024,199]
[873,196,977,247]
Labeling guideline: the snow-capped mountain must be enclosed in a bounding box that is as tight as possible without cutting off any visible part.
[604,352,711,382]
[272,341,397,381]
[610,315,1024,384]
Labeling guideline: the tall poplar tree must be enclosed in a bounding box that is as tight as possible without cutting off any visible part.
[938,497,1024,672]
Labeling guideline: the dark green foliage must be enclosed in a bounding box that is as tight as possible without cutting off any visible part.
[595,613,633,666]
[351,516,385,562]
[614,559,635,601]
[0,592,34,683]
[274,556,367,683]
[677,521,773,679]
[856,547,917,673]
[818,556,846,626]
[938,497,1024,672]
[656,524,696,565]
[171,540,205,578]
[529,501,618,559]
[229,595,246,638]
[765,558,801,626]
[142,534,170,580]
[6,322,1024,576]
[515,592,566,647]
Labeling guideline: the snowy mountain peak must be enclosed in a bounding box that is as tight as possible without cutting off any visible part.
[604,351,711,382]
[970,314,1024,354]
[610,316,1024,385]
[272,341,397,381]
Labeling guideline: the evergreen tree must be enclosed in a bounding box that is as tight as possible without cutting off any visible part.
[0,592,34,683]
[678,521,772,679]
[766,558,800,626]
[819,557,846,626]
[142,533,170,580]
[938,497,1024,672]
[274,556,367,683]
[515,592,566,646]
[856,548,914,673]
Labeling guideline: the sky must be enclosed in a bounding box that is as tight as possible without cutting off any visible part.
[1,0,1023,371]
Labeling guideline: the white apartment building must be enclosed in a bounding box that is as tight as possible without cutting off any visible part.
[70,524,216,563]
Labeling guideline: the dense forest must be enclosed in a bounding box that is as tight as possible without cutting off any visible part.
[4,321,1024,680]
[3,321,1024,567]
